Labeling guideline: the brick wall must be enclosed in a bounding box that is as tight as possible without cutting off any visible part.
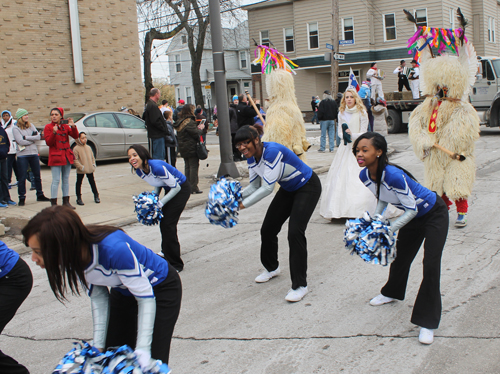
[0,0,144,127]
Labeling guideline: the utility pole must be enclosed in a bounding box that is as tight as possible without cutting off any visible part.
[331,0,339,94]
[208,0,240,178]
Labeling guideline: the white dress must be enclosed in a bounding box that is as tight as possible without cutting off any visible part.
[319,108,377,219]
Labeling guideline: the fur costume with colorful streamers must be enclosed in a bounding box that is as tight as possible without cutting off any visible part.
[253,46,310,161]
[408,34,480,216]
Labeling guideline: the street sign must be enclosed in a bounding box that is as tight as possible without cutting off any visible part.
[339,40,354,46]
[206,91,212,99]
[204,85,211,89]
[326,43,334,50]
[334,53,345,61]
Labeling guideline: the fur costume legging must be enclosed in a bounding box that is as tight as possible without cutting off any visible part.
[441,194,468,213]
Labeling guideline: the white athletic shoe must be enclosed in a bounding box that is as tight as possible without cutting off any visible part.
[369,294,395,306]
[418,327,434,345]
[285,286,308,302]
[254,267,280,283]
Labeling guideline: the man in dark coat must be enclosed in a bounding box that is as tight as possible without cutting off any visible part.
[236,94,259,128]
[317,90,338,152]
[142,88,169,160]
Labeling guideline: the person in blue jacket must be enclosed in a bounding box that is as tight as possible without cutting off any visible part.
[0,241,33,374]
[128,144,190,272]
[22,206,182,369]
[353,132,449,345]
[236,125,322,302]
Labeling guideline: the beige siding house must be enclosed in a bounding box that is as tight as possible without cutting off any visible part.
[244,0,500,112]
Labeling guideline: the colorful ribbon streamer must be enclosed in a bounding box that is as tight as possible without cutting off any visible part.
[407,27,468,61]
[252,45,299,75]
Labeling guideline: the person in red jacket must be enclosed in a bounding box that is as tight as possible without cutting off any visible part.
[44,107,79,208]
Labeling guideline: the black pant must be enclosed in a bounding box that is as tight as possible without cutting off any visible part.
[398,77,411,91]
[381,195,448,329]
[105,262,182,364]
[183,157,200,192]
[6,154,18,184]
[160,181,191,271]
[0,158,10,203]
[260,172,322,289]
[75,173,98,198]
[0,258,33,374]
[165,147,177,167]
[230,133,241,161]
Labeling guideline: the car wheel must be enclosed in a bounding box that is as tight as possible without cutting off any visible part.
[40,157,48,165]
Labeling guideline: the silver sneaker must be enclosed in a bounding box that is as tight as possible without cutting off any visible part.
[255,267,280,283]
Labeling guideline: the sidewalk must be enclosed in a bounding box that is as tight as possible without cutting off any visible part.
[2,130,335,253]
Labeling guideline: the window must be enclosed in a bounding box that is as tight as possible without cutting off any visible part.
[95,114,119,128]
[84,116,96,127]
[489,17,496,42]
[181,35,187,44]
[384,14,396,41]
[175,54,181,73]
[239,51,247,69]
[449,8,455,29]
[260,30,270,47]
[116,113,145,129]
[415,9,427,28]
[186,87,192,104]
[342,17,354,42]
[244,82,250,88]
[482,60,495,80]
[284,27,294,52]
[307,22,319,49]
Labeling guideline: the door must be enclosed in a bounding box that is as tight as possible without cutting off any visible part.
[228,84,238,100]
[84,113,125,158]
[471,60,497,108]
[115,113,148,148]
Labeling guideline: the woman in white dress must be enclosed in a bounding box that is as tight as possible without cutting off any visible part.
[320,88,377,219]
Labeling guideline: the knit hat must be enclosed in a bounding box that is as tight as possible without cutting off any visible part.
[15,108,28,119]
[232,95,238,101]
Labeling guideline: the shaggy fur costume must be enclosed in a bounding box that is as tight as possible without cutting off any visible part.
[408,43,480,211]
[262,68,310,162]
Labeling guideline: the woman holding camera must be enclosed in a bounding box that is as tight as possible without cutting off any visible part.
[44,107,79,208]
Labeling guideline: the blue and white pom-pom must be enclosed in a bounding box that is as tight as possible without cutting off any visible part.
[205,177,242,228]
[52,341,171,374]
[344,211,397,266]
[133,191,163,226]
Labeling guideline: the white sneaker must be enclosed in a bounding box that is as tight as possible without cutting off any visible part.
[418,327,434,344]
[285,286,308,302]
[369,294,395,306]
[254,267,280,283]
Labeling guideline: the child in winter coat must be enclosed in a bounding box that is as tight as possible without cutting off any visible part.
[73,132,100,205]
[371,97,388,136]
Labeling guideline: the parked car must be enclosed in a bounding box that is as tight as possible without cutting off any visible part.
[35,111,148,164]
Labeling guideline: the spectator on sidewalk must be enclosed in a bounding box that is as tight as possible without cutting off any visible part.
[229,96,241,161]
[366,62,385,101]
[73,132,100,206]
[311,96,319,124]
[408,59,420,99]
[236,94,259,128]
[143,88,169,161]
[393,60,411,92]
[0,125,12,207]
[1,110,19,188]
[359,80,374,132]
[371,97,388,136]
[317,90,338,153]
[160,100,172,114]
[173,99,185,122]
[163,110,177,167]
[14,109,50,206]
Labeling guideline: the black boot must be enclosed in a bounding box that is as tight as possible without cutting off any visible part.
[50,198,57,206]
[76,196,84,206]
[62,196,75,209]
[37,194,50,202]
[19,197,25,206]
[94,194,100,204]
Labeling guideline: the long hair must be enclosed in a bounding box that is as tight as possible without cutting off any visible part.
[339,88,366,114]
[234,125,264,144]
[127,144,151,173]
[352,132,417,199]
[179,104,195,119]
[16,116,31,130]
[21,206,122,301]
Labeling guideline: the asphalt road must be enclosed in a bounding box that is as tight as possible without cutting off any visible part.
[2,128,500,373]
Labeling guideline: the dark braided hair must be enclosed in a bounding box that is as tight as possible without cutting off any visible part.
[352,132,417,199]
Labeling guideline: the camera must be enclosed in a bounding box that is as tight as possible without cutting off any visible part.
[60,119,69,125]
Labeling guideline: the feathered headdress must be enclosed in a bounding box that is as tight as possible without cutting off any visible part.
[252,45,298,75]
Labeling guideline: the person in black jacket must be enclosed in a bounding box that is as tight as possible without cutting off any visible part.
[317,90,339,152]
[236,94,259,128]
[142,88,169,160]
[163,110,177,167]
[0,126,12,207]
[229,96,241,161]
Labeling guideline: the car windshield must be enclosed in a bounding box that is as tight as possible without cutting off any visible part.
[66,113,86,122]
[490,60,500,79]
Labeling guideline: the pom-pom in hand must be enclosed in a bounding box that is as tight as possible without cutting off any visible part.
[205,177,242,228]
[344,212,397,266]
[133,192,164,226]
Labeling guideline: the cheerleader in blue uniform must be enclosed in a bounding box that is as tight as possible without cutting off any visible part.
[235,126,322,303]
[353,132,448,345]
[22,206,182,368]
[0,241,32,374]
[128,144,190,272]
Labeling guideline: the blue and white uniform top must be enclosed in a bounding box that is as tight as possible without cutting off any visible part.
[0,240,19,279]
[85,230,169,298]
[135,159,186,205]
[359,164,436,217]
[242,142,313,208]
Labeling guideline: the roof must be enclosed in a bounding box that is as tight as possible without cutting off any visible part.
[241,0,293,11]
